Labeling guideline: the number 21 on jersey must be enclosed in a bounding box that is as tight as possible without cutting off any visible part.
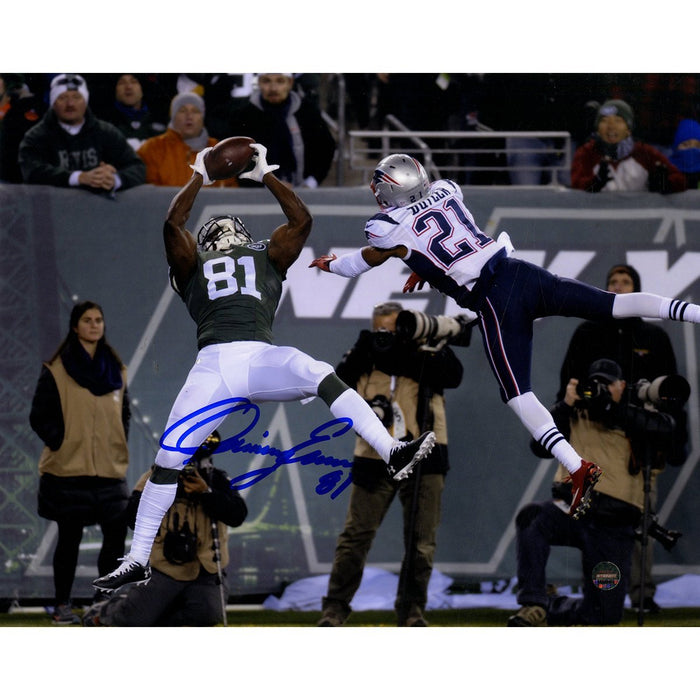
[414,197,491,268]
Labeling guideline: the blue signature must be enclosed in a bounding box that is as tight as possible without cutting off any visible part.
[159,397,355,500]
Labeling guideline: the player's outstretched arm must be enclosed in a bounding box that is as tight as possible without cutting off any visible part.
[241,143,312,275]
[163,171,202,291]
[309,245,406,277]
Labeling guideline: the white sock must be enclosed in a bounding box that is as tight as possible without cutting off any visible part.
[534,423,583,474]
[128,480,178,564]
[613,292,700,323]
[330,389,396,463]
[508,392,582,474]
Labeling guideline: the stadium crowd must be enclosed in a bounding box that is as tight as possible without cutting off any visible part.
[2,72,700,190]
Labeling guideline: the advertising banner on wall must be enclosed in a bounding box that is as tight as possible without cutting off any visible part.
[1,183,698,604]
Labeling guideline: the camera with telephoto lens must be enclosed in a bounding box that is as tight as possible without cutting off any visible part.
[394,309,473,350]
[632,375,691,412]
[622,375,690,445]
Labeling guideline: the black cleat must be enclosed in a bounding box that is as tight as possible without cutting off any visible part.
[93,556,151,592]
[387,431,436,481]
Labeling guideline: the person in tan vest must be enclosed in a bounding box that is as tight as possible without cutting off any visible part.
[29,300,130,624]
[508,358,684,627]
[82,432,248,626]
[318,301,467,627]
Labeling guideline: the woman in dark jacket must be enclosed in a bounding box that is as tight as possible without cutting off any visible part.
[30,301,131,624]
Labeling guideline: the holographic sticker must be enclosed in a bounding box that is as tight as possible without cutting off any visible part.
[592,561,621,590]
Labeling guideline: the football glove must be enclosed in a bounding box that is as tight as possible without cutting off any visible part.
[239,143,280,183]
[190,147,214,186]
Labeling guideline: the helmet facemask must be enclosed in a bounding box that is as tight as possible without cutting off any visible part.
[370,154,430,209]
[197,215,252,253]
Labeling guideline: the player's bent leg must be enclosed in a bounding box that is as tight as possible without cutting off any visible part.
[246,345,335,401]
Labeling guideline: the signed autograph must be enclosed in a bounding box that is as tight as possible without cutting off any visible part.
[159,397,355,500]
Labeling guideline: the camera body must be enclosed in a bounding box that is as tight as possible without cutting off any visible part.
[575,375,616,423]
[394,309,474,351]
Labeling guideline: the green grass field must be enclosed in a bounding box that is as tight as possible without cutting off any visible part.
[3,605,700,627]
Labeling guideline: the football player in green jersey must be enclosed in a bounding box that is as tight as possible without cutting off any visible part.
[94,143,436,592]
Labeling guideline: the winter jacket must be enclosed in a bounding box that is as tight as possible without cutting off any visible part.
[137,128,238,187]
[18,107,145,191]
[228,90,336,187]
[571,138,686,193]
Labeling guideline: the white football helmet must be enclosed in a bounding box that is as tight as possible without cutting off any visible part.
[370,154,431,209]
[197,215,252,253]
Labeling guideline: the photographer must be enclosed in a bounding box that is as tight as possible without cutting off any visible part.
[318,301,466,627]
[509,359,676,626]
[83,432,247,626]
[556,263,689,613]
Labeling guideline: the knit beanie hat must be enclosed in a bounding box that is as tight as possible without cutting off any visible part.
[169,92,205,124]
[596,99,634,130]
[606,264,641,292]
[50,73,89,106]
[671,118,700,151]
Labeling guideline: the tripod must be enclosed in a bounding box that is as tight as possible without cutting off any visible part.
[634,408,680,627]
[636,439,655,628]
[396,381,432,626]
[211,518,227,627]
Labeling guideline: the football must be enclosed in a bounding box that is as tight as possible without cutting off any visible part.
[204,136,256,180]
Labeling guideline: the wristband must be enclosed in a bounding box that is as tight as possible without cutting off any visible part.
[328,249,372,278]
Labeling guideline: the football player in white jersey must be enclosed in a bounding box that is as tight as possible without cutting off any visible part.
[310,153,700,520]
[93,146,436,593]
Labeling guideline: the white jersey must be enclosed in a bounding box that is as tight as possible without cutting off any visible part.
[364,179,507,302]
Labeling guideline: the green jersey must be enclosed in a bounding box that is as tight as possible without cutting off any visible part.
[178,240,284,349]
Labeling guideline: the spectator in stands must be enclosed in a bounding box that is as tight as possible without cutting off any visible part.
[0,74,12,120]
[228,73,336,188]
[29,301,131,624]
[0,73,47,183]
[82,432,248,627]
[599,74,700,156]
[670,118,700,190]
[18,73,145,194]
[137,91,237,187]
[101,74,166,152]
[571,99,687,193]
[198,73,256,139]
